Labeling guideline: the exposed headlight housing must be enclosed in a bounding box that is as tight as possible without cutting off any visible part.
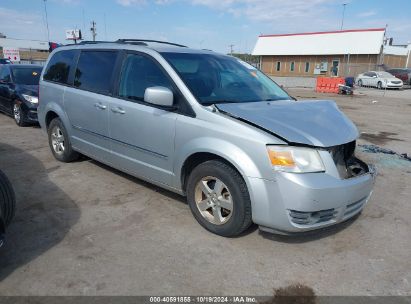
[267,145,325,173]
[22,94,38,104]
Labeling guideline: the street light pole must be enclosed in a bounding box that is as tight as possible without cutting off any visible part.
[43,0,50,42]
[340,3,347,30]
[229,44,234,55]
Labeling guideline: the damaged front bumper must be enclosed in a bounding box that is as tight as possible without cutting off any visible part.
[248,144,376,234]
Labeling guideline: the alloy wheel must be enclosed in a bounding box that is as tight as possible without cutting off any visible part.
[51,126,65,155]
[13,104,21,124]
[194,176,233,225]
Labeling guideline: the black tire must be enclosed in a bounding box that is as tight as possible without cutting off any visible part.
[377,82,382,90]
[358,79,363,87]
[186,160,252,237]
[0,170,16,228]
[48,117,79,162]
[13,101,28,127]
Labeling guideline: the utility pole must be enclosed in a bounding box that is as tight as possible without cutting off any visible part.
[43,0,50,42]
[340,3,347,30]
[90,21,97,42]
[229,44,234,55]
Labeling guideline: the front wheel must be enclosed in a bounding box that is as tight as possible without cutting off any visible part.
[357,79,363,87]
[13,101,27,127]
[377,82,383,89]
[186,160,252,237]
[48,117,79,162]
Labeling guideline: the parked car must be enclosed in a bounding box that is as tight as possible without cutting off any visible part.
[356,71,403,89]
[0,59,12,65]
[38,40,376,237]
[0,64,43,126]
[0,170,16,248]
[386,68,411,85]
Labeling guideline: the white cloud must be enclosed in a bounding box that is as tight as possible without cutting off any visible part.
[117,0,170,6]
[0,7,46,40]
[189,0,335,22]
[357,10,377,18]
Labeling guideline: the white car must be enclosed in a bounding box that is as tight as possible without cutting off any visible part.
[356,71,403,89]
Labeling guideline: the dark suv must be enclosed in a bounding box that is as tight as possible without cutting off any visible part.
[0,64,43,126]
[387,68,411,85]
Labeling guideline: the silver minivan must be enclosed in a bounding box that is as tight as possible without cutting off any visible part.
[38,40,376,237]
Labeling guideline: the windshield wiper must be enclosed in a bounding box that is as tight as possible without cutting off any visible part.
[201,100,239,106]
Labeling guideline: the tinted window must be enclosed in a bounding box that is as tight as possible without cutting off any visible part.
[11,67,42,85]
[43,50,77,84]
[74,51,118,94]
[0,67,11,82]
[118,54,173,102]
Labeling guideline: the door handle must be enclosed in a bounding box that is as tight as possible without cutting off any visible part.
[94,102,107,110]
[111,107,126,114]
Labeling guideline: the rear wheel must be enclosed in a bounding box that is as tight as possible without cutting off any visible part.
[48,117,79,162]
[357,79,363,87]
[186,160,252,237]
[13,101,27,127]
[377,81,383,89]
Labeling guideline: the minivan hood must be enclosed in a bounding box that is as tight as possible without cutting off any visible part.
[216,100,359,147]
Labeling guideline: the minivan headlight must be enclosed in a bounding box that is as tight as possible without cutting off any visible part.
[266,146,325,173]
[22,94,38,104]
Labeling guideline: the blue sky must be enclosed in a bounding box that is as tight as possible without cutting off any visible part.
[0,0,410,53]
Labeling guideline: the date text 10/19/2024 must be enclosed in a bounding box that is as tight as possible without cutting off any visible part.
[149,297,257,303]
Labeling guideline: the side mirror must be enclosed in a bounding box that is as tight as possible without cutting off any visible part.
[144,86,174,108]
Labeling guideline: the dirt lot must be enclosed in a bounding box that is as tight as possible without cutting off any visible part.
[0,88,410,296]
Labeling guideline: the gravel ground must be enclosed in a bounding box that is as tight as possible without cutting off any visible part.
[0,89,410,296]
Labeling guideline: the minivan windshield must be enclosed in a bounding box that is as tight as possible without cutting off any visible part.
[11,67,42,85]
[161,52,290,105]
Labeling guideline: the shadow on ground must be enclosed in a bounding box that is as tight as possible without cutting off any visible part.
[0,142,80,281]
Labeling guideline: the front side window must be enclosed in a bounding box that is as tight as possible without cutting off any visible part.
[12,67,42,85]
[74,51,118,94]
[118,53,173,102]
[43,50,77,84]
[162,52,290,105]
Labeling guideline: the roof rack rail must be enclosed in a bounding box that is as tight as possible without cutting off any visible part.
[116,39,187,48]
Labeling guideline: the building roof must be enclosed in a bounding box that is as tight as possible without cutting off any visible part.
[383,44,411,56]
[0,38,49,51]
[252,28,386,56]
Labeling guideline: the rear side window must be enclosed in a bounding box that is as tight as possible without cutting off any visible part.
[43,50,77,84]
[74,51,118,94]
